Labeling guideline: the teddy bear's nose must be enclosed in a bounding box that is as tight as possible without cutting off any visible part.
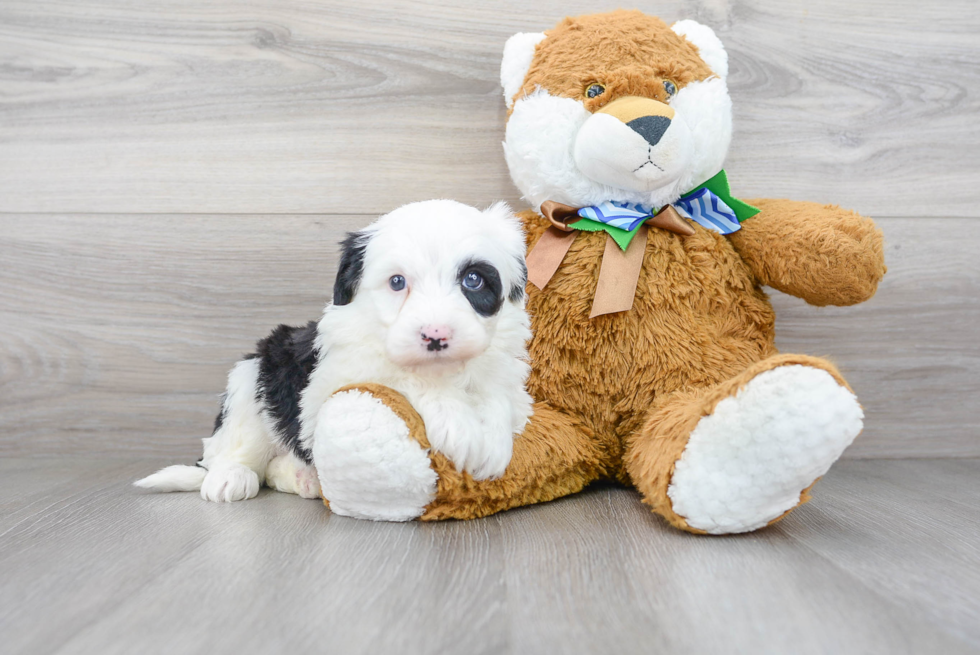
[626,115,671,146]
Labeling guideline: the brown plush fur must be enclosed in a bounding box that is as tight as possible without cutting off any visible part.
[514,11,714,113]
[319,11,886,531]
[327,384,605,521]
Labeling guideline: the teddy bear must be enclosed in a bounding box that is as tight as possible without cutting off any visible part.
[311,9,886,534]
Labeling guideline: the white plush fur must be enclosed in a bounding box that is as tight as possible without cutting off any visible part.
[671,20,729,80]
[300,200,533,481]
[667,366,864,534]
[501,32,546,108]
[502,22,732,211]
[313,390,438,521]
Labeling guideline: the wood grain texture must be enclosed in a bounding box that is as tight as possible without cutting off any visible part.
[0,214,976,459]
[1,0,977,215]
[0,458,977,654]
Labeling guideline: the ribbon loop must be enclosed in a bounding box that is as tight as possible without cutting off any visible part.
[525,170,760,317]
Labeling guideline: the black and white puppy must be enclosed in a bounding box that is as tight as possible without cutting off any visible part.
[136,200,532,503]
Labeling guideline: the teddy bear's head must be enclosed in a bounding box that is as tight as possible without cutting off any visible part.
[501,10,732,211]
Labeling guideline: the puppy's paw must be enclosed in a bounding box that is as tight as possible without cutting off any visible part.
[265,453,321,499]
[200,462,260,503]
[427,409,513,481]
[294,463,322,499]
[313,389,437,521]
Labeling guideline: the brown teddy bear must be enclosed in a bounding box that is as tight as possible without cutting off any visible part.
[311,10,886,534]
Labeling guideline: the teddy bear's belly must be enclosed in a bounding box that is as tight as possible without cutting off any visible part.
[526,227,777,458]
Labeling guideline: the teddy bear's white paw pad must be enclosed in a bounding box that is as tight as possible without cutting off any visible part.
[667,365,863,534]
[313,390,437,521]
[200,463,260,503]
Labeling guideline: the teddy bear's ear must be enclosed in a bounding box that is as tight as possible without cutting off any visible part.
[671,20,728,80]
[501,32,546,108]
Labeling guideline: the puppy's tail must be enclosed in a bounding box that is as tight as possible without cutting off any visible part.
[134,465,207,493]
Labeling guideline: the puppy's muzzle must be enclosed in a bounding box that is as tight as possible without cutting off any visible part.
[596,96,675,146]
[421,325,452,352]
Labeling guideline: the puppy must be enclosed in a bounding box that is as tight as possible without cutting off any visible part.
[135,200,533,502]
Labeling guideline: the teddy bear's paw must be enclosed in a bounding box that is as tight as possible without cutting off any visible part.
[265,453,321,499]
[312,389,438,521]
[667,365,863,534]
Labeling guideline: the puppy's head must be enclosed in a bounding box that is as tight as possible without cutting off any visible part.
[501,11,732,210]
[332,200,527,369]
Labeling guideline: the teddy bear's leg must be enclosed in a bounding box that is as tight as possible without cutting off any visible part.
[625,354,863,534]
[313,383,605,522]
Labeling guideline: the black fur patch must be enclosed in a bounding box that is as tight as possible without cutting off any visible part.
[255,321,319,463]
[458,260,504,317]
[212,399,226,434]
[333,231,369,306]
[509,257,527,303]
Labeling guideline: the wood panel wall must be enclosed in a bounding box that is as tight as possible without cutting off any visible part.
[1,0,977,457]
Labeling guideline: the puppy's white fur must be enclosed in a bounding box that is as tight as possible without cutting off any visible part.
[299,200,532,481]
[136,200,532,501]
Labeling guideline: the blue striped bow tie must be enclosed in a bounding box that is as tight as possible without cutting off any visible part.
[570,169,760,250]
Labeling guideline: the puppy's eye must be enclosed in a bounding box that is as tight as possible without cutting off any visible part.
[663,79,678,97]
[461,271,484,291]
[585,83,605,99]
[389,275,406,291]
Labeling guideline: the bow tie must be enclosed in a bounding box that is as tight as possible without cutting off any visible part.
[526,169,759,318]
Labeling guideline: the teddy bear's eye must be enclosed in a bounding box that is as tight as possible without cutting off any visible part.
[585,83,605,99]
[663,79,678,97]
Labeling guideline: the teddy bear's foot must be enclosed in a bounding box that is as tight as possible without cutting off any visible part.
[312,386,438,521]
[667,364,863,534]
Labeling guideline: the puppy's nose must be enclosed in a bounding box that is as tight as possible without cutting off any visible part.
[421,325,453,352]
[626,115,671,146]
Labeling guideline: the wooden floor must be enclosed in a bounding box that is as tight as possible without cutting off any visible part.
[1,457,978,655]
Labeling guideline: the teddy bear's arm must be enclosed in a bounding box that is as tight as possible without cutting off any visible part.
[728,198,886,306]
[419,400,606,520]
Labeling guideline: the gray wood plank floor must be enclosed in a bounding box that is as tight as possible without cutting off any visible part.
[1,458,977,655]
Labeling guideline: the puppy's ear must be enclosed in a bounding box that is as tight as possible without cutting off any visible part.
[501,32,546,109]
[671,20,728,80]
[482,201,528,303]
[509,256,527,303]
[333,231,370,306]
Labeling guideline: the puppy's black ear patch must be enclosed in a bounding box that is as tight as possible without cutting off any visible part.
[333,231,370,306]
[509,257,528,303]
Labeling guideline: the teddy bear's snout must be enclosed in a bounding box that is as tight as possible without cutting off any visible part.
[573,94,692,193]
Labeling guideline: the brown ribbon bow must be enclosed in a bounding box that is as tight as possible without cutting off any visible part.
[526,200,695,318]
